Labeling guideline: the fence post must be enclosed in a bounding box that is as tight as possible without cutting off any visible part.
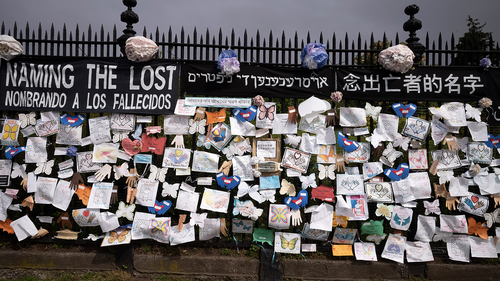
[117,0,139,55]
[403,4,426,66]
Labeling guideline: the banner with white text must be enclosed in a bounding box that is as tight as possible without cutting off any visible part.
[337,67,487,102]
[0,58,180,114]
[182,62,334,99]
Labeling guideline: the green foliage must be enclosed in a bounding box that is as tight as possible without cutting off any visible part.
[452,16,497,66]
[219,248,232,256]
[245,244,260,259]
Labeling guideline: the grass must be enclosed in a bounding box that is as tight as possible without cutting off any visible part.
[219,248,232,256]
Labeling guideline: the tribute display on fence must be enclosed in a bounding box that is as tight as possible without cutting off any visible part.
[2,55,500,263]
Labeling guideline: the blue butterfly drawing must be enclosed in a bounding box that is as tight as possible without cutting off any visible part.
[334,231,354,242]
[232,219,253,233]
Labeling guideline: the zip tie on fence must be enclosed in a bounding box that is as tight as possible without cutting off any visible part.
[232,235,239,253]
[271,251,275,266]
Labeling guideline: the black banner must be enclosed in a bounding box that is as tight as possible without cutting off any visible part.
[181,62,334,99]
[337,67,487,102]
[484,69,500,125]
[0,57,180,114]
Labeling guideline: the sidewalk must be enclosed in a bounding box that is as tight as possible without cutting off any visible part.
[0,249,500,280]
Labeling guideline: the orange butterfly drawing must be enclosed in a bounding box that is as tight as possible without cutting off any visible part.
[332,212,349,228]
[467,217,489,240]
[107,229,130,244]
[318,146,335,162]
[3,124,19,141]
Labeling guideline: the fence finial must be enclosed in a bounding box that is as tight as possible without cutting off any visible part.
[117,0,139,56]
[403,4,425,66]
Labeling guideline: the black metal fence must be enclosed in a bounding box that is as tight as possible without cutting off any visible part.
[2,21,499,67]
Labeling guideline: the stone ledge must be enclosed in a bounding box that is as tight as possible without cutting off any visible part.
[0,250,116,271]
[134,254,259,278]
[1,250,500,280]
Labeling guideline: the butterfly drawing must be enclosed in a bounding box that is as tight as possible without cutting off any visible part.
[151,219,170,236]
[258,104,276,121]
[188,119,207,135]
[233,199,263,221]
[333,229,355,244]
[11,162,26,179]
[318,164,335,180]
[429,106,450,120]
[366,233,387,245]
[317,146,335,163]
[112,131,129,143]
[260,189,277,203]
[270,205,290,223]
[467,217,489,239]
[162,182,180,198]
[380,142,403,166]
[280,235,298,250]
[3,124,18,140]
[113,163,130,180]
[280,179,296,196]
[299,173,317,189]
[116,201,136,221]
[284,135,302,148]
[424,200,441,215]
[19,112,36,128]
[465,104,482,122]
[107,229,130,244]
[484,208,500,228]
[233,220,253,232]
[149,164,168,182]
[34,159,54,175]
[189,213,208,228]
[365,102,381,121]
[432,227,452,242]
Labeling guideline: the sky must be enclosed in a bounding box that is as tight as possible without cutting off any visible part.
[0,0,499,48]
